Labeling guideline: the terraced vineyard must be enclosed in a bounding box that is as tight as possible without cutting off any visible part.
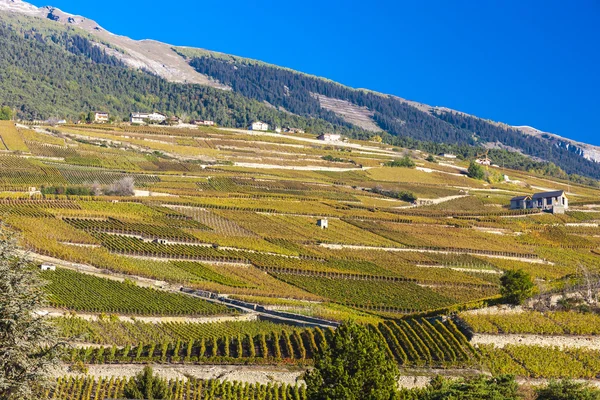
[43,269,233,316]
[46,377,307,400]
[1,121,599,390]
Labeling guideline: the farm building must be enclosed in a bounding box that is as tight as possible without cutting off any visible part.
[192,120,215,126]
[93,112,109,123]
[249,121,269,131]
[317,218,329,229]
[130,112,167,124]
[510,190,568,214]
[40,263,56,271]
[317,133,342,142]
[165,116,182,125]
[284,127,305,134]
[438,153,457,159]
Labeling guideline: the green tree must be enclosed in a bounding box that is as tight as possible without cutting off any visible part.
[536,380,600,400]
[305,321,399,400]
[123,366,170,399]
[0,224,62,400]
[386,155,415,168]
[0,106,12,120]
[426,154,437,163]
[467,161,486,180]
[500,269,537,305]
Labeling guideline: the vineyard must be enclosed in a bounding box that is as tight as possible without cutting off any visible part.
[46,377,307,400]
[0,122,599,386]
[65,318,477,368]
[43,269,233,316]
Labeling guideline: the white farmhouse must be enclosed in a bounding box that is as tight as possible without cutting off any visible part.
[249,121,269,131]
[94,112,109,123]
[130,112,167,125]
[40,263,56,271]
[317,133,342,142]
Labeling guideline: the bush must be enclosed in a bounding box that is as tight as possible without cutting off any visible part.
[386,156,415,168]
[467,161,486,180]
[536,380,600,400]
[105,177,135,196]
[500,269,537,305]
[123,366,170,399]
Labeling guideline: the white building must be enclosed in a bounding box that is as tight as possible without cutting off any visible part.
[40,263,56,271]
[249,121,269,131]
[317,133,342,142]
[438,153,457,159]
[130,112,167,125]
[192,120,215,126]
[94,112,109,123]
[317,218,329,229]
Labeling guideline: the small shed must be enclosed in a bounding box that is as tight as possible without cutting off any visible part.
[317,218,329,229]
[510,195,531,210]
[40,263,56,271]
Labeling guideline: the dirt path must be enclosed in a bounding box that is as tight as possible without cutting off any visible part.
[472,333,600,350]
[319,244,550,264]
[415,264,501,275]
[54,364,305,386]
[51,364,600,389]
[233,162,371,171]
[39,308,258,324]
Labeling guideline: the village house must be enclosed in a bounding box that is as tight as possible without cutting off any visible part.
[317,133,342,142]
[510,190,568,214]
[130,112,167,125]
[317,218,329,229]
[192,120,215,126]
[94,112,109,123]
[249,121,269,131]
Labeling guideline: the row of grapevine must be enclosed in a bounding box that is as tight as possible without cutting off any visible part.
[45,376,306,400]
[64,217,202,242]
[69,328,322,365]
[66,320,475,368]
[54,317,301,346]
[42,268,234,316]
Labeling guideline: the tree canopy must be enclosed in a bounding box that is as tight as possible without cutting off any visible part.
[0,224,62,400]
[305,321,400,400]
[500,269,537,305]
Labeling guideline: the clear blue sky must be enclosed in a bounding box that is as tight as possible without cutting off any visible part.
[30,0,600,145]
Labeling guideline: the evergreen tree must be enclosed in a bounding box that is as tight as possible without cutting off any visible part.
[305,321,399,400]
[0,224,62,400]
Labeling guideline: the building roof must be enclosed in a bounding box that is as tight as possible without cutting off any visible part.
[532,190,565,199]
[511,195,531,201]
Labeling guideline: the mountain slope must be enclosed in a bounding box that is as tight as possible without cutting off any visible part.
[0,0,599,180]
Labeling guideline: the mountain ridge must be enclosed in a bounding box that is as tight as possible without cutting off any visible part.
[1,0,600,176]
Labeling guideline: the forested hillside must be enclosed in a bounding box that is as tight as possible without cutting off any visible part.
[0,18,363,137]
[1,10,600,180]
[188,56,600,179]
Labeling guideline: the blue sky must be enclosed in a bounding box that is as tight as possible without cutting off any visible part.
[30,0,600,145]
